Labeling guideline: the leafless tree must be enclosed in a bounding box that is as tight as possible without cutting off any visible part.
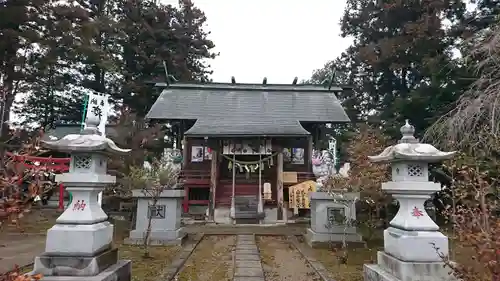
[425,21,500,153]
[127,158,179,258]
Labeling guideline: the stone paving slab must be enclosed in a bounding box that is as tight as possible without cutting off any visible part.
[236,240,255,245]
[234,267,264,278]
[235,249,259,255]
[235,254,260,261]
[233,235,265,281]
[236,244,258,250]
[235,261,262,268]
[236,238,255,242]
[233,277,265,281]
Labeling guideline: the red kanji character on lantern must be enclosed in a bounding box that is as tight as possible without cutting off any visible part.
[411,206,424,218]
[72,200,81,211]
[79,200,86,211]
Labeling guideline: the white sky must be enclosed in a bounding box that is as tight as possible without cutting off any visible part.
[162,0,351,84]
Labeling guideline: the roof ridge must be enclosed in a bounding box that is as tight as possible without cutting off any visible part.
[155,82,348,92]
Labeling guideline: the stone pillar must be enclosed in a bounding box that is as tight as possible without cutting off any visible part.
[305,191,363,248]
[125,189,186,245]
[32,117,131,281]
[364,120,457,281]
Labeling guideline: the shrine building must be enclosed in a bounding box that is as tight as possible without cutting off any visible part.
[146,79,351,224]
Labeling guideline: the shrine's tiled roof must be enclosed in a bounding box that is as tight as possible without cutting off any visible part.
[146,83,351,136]
[185,118,310,137]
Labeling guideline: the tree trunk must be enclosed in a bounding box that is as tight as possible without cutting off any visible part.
[143,197,157,258]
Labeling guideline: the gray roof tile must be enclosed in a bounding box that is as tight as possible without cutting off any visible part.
[146,83,350,136]
[184,118,310,136]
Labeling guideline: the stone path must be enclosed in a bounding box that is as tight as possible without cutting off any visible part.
[233,235,265,281]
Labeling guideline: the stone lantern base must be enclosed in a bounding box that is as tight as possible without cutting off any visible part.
[364,251,455,281]
[32,221,131,281]
[31,187,132,280]
[363,227,455,281]
[32,260,131,281]
[32,225,131,281]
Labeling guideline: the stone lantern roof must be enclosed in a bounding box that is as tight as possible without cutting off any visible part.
[368,120,456,163]
[41,115,130,155]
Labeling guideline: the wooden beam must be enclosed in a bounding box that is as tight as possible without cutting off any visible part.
[208,149,217,221]
[276,152,284,220]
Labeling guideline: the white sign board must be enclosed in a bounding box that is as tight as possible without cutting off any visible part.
[84,91,110,137]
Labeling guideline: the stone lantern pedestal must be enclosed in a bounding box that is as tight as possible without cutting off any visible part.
[125,189,186,245]
[305,191,363,248]
[31,120,132,281]
[364,121,457,281]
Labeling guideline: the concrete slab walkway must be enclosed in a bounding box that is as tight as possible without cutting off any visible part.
[233,235,265,281]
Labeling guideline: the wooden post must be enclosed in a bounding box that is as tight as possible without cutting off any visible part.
[182,136,189,213]
[258,153,263,216]
[58,184,65,211]
[230,153,236,221]
[182,136,188,168]
[183,187,189,213]
[276,152,284,220]
[209,150,217,221]
[307,135,313,172]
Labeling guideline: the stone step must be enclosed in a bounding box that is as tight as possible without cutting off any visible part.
[235,218,260,224]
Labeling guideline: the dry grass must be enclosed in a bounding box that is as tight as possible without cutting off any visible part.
[118,244,181,281]
[0,210,184,281]
[306,233,474,281]
[0,209,59,236]
[258,236,321,281]
[112,217,183,281]
[309,245,380,281]
[175,235,235,281]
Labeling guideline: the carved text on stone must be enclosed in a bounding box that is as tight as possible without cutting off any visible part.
[148,205,166,219]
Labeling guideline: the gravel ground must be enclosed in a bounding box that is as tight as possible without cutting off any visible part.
[175,235,235,281]
[257,236,322,281]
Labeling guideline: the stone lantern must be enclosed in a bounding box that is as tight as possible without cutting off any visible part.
[31,114,132,281]
[364,120,456,281]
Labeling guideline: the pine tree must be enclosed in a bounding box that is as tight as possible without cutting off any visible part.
[115,0,216,116]
[0,0,52,135]
[14,0,116,128]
